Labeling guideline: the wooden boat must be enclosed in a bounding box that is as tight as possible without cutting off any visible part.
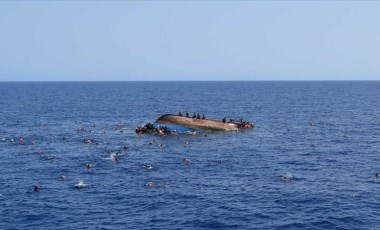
[154,114,253,131]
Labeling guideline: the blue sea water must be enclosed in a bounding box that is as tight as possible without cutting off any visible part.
[1,81,380,229]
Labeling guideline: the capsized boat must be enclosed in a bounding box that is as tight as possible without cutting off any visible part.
[135,114,254,134]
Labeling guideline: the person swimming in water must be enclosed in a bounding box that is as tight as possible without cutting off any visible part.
[160,182,169,189]
[83,139,91,144]
[33,185,40,192]
[145,181,154,187]
[46,155,54,160]
[281,175,290,181]
[281,173,293,181]
[111,157,119,162]
[144,164,153,170]
[375,173,380,178]
[183,158,191,164]
[59,174,66,180]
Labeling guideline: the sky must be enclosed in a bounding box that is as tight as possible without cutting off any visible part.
[0,1,379,81]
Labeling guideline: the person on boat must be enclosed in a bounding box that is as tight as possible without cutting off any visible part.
[202,114,205,120]
[192,112,196,118]
[222,117,226,123]
[229,118,234,123]
[196,113,201,119]
[186,111,189,117]
[179,111,182,116]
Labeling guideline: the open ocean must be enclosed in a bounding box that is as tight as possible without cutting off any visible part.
[1,81,380,230]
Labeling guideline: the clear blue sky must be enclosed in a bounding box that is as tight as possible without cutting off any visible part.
[0,1,379,81]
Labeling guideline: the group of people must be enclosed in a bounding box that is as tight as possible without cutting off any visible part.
[178,111,206,120]
[222,117,233,123]
[221,117,254,128]
[239,121,254,129]
[135,122,171,135]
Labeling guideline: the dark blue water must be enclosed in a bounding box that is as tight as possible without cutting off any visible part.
[1,82,380,229]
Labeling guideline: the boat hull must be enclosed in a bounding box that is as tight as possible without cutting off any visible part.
[154,114,242,131]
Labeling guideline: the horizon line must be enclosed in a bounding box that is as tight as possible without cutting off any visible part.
[0,80,379,83]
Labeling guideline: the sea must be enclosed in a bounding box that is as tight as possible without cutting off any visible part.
[0,81,380,230]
